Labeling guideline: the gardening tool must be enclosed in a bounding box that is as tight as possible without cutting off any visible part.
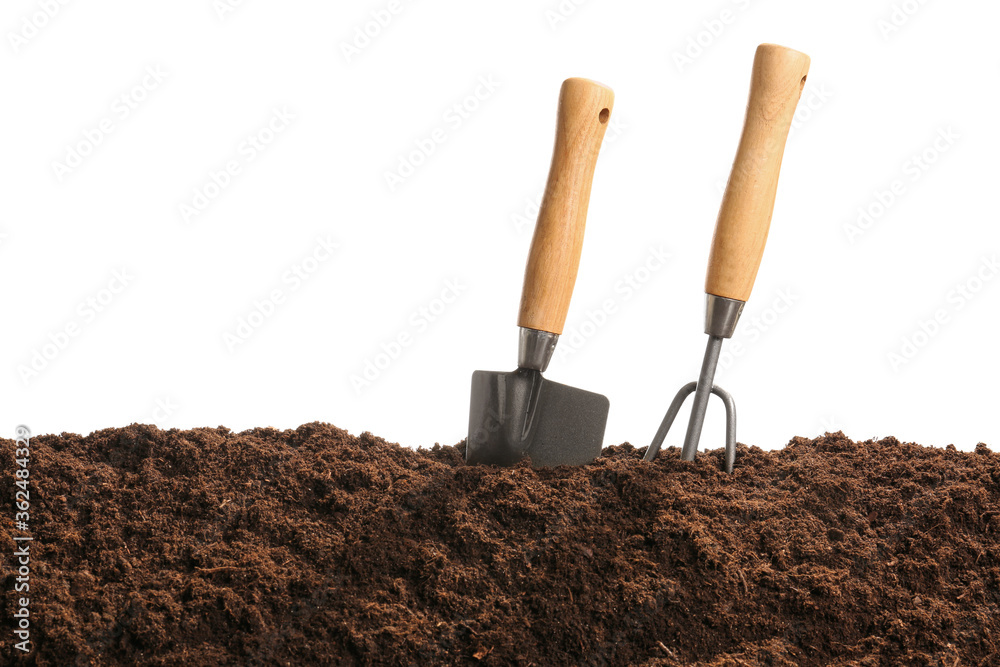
[467,78,614,467]
[644,44,810,472]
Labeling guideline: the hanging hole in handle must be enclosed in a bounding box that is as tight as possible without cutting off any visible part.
[599,108,610,124]
[800,75,807,90]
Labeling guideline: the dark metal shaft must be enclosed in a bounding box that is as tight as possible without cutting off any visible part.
[680,335,724,460]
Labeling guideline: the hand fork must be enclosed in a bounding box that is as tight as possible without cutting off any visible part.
[644,44,811,472]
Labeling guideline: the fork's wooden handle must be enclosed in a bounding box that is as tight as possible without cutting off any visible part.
[705,44,810,302]
[518,78,614,335]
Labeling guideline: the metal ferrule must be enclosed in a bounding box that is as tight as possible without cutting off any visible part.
[704,294,746,339]
[517,327,559,372]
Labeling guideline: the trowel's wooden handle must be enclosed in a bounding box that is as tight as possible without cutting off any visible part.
[518,78,614,335]
[705,44,810,302]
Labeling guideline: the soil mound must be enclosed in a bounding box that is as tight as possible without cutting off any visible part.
[2,424,997,666]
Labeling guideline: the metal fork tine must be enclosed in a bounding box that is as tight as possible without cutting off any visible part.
[712,385,737,473]
[643,382,696,462]
[644,381,737,472]
[680,336,725,460]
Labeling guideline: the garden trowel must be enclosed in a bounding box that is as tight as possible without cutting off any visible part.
[467,78,614,467]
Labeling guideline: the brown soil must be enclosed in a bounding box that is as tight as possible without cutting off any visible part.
[1,424,998,666]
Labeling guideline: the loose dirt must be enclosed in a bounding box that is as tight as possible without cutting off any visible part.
[1,424,997,666]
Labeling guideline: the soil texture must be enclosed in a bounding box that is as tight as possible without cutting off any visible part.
[1,424,998,666]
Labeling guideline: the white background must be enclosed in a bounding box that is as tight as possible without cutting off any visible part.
[3,0,997,453]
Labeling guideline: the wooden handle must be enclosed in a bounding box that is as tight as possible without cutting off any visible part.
[518,78,614,334]
[705,44,810,302]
